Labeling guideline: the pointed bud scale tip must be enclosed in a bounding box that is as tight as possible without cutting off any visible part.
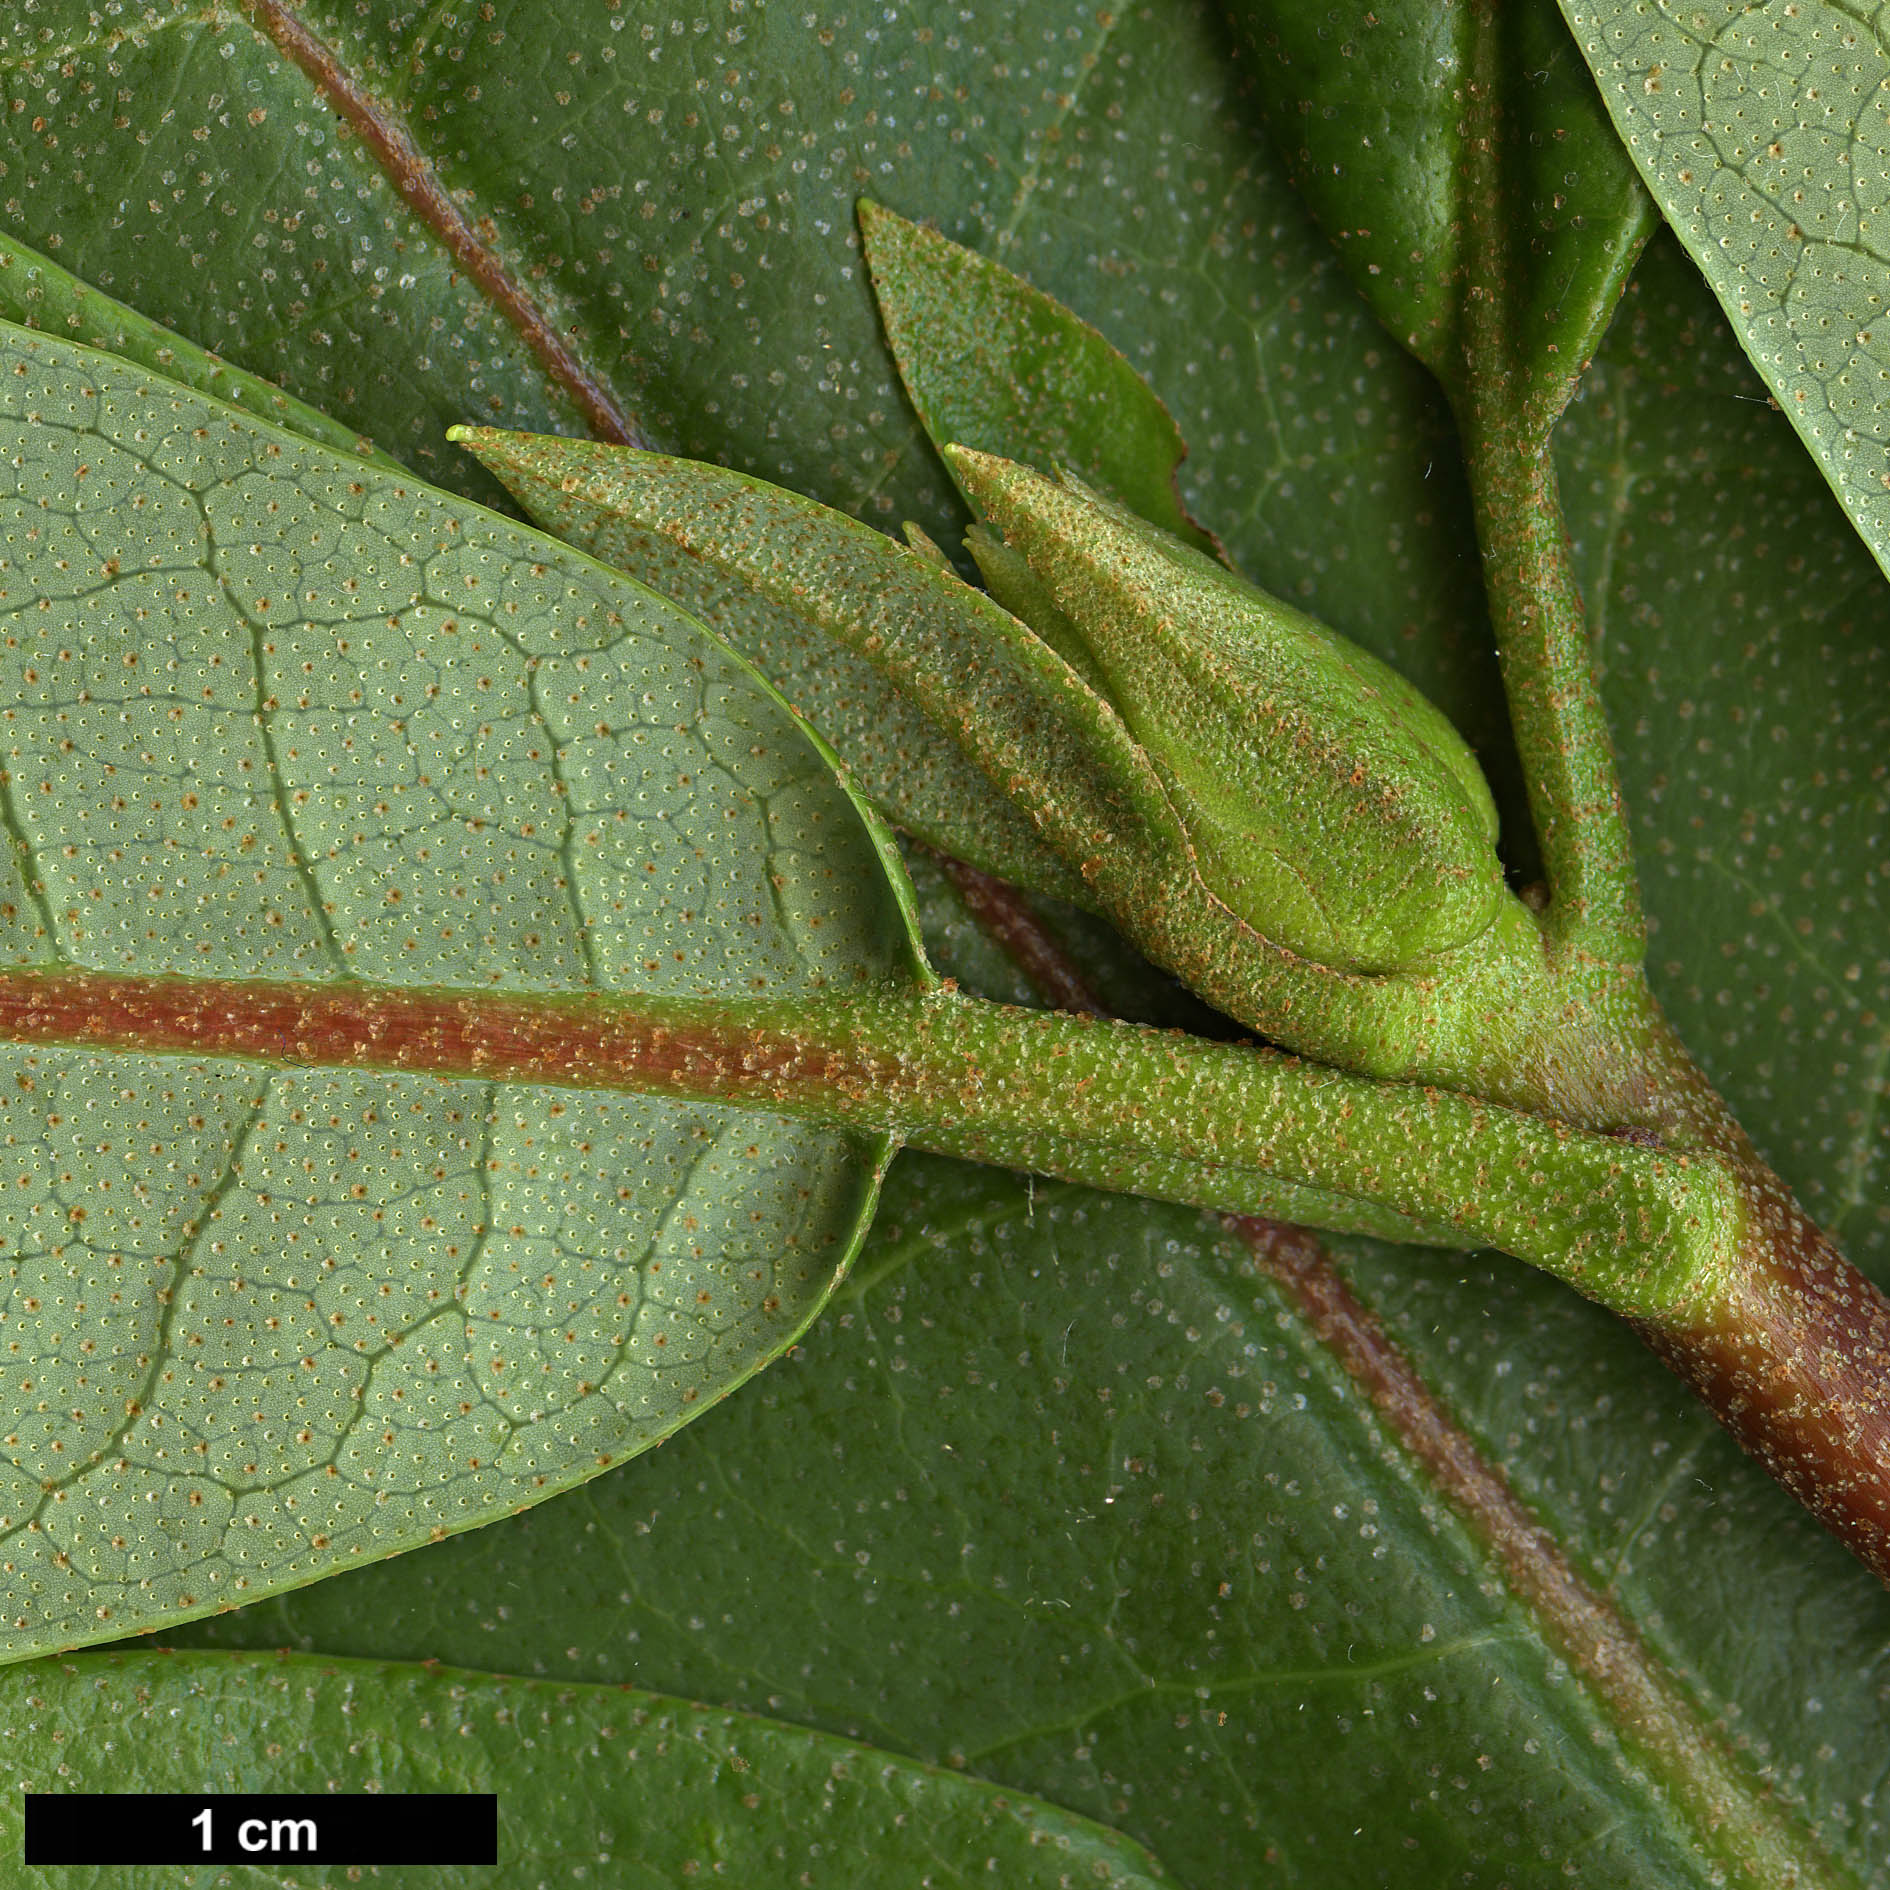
[945,446,1506,976]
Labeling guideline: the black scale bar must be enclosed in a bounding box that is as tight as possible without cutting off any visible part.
[23,1792,499,1866]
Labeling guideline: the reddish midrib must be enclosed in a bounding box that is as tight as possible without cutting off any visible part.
[0,967,861,1101]
[238,0,642,447]
[929,853,1108,1018]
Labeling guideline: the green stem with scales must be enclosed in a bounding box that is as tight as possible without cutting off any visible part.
[0,967,1737,1328]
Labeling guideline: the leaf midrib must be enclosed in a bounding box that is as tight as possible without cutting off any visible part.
[232,0,642,448]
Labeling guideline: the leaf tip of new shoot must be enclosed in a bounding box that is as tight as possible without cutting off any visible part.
[940,442,1016,492]
[857,197,916,264]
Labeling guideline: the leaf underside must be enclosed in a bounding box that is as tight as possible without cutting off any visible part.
[0,325,917,1659]
[1562,0,1890,582]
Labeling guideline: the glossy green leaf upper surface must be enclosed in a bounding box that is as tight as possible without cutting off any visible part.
[1563,0,1890,579]
[1228,0,1652,414]
[859,201,1216,554]
[0,327,913,1658]
[0,0,1886,1886]
[0,1648,1169,1889]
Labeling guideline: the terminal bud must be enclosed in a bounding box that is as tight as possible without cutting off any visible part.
[949,448,1506,975]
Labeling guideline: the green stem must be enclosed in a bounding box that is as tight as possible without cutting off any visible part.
[1454,2,1646,965]
[1460,424,1645,962]
[18,961,1890,1584]
[0,967,1736,1327]
[815,992,1737,1323]
[900,1123,1463,1249]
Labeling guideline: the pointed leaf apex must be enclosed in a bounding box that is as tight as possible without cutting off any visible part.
[863,214,1218,554]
